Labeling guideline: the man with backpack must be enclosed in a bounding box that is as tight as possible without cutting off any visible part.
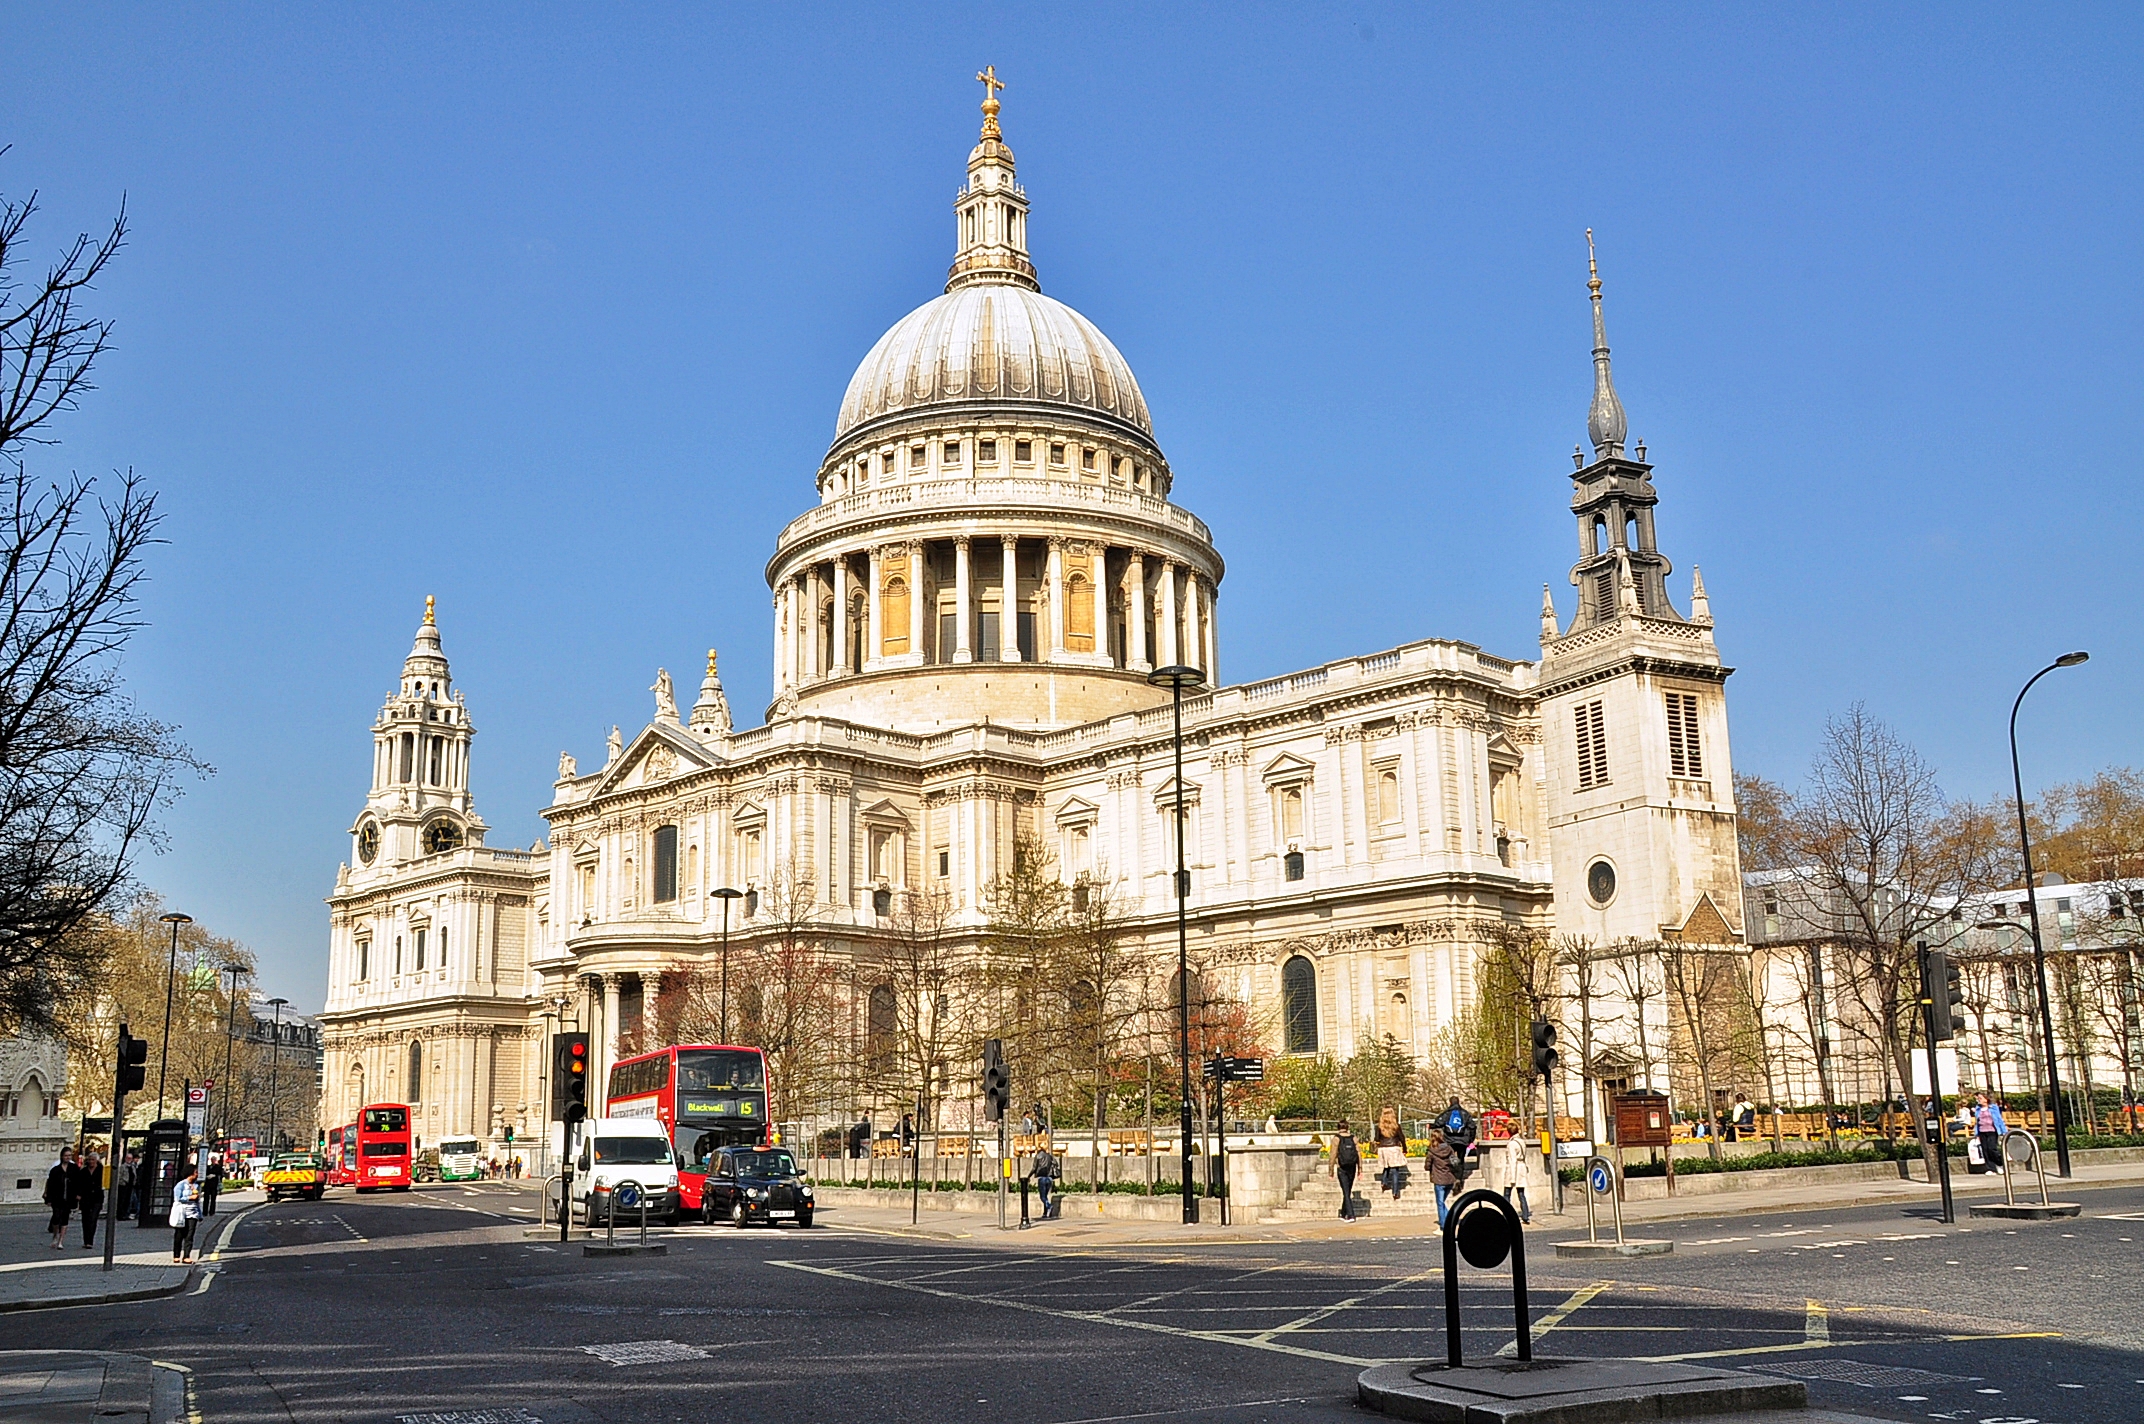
[1031,1142,1059,1220]
[1333,1121,1361,1220]
[1439,1098,1477,1182]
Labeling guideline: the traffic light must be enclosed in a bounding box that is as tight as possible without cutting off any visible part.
[981,1038,1010,1121]
[1926,949,1963,1042]
[116,1025,148,1094]
[552,1033,589,1120]
[1530,1019,1559,1077]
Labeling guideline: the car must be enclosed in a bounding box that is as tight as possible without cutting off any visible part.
[701,1145,814,1228]
[569,1117,682,1226]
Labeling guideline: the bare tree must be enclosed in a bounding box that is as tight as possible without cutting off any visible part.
[1603,938,1667,1103]
[884,884,967,1136]
[0,178,200,1034]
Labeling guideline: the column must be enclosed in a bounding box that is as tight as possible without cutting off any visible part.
[1046,537,1067,661]
[1000,536,1022,662]
[865,547,883,670]
[908,543,926,663]
[831,556,850,674]
[600,974,621,1090]
[1202,579,1220,685]
[1127,555,1150,671]
[774,588,789,695]
[953,537,973,663]
[1093,546,1111,666]
[1158,559,1179,667]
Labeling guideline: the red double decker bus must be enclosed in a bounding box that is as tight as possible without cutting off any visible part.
[348,1103,413,1191]
[324,1122,358,1187]
[606,1045,769,1214]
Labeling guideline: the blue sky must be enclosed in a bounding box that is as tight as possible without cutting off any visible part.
[5,7,2137,1010]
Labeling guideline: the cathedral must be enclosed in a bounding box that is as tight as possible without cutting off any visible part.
[317,80,1744,1162]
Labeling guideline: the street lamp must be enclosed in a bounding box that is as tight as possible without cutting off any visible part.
[265,997,288,1153]
[155,912,193,1121]
[2009,650,2088,1178]
[220,964,247,1144]
[1148,662,1205,1225]
[713,887,745,1043]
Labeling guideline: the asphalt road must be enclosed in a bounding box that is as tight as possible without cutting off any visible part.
[12,1180,2143,1424]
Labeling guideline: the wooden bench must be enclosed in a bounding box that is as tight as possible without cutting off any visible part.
[1012,1134,1054,1154]
[871,1137,910,1159]
[934,1137,972,1158]
[1108,1129,1153,1156]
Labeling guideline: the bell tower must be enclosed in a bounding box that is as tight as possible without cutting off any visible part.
[1537,239,1743,948]
[350,597,486,869]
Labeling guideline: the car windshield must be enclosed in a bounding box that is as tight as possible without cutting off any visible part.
[732,1150,796,1177]
[591,1137,672,1165]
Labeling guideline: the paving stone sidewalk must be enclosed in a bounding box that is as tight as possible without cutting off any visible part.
[0,1350,185,1424]
[0,1196,214,1311]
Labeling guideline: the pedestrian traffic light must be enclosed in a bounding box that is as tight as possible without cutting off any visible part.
[982,1038,1010,1121]
[1530,1019,1559,1077]
[1925,949,1963,1042]
[116,1025,148,1094]
[552,1032,589,1120]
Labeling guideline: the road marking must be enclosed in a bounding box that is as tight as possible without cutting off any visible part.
[768,1259,1382,1367]
[1498,1280,1612,1358]
[1641,1330,2060,1364]
[1247,1268,1440,1346]
[149,1359,202,1424]
[1805,1300,1829,1343]
[1045,1399,1312,1424]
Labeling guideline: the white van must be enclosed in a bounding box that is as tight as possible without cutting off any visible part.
[570,1117,682,1225]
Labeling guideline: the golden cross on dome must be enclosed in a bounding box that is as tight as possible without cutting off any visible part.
[976,65,1005,136]
[424,594,435,625]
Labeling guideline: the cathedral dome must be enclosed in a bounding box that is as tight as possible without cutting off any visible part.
[833,283,1151,444]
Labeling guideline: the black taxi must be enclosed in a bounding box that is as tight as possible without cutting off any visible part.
[700,1146,815,1228]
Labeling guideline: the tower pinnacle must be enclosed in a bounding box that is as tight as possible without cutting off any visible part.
[947,68,1038,292]
[1586,230,1628,461]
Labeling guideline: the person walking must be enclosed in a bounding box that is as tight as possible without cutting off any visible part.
[1428,1134,1460,1227]
[1498,1132,1535,1224]
[202,1152,224,1216]
[115,1150,138,1220]
[76,1147,108,1249]
[1333,1122,1361,1220]
[170,1165,203,1263]
[1439,1097,1477,1185]
[1031,1141,1059,1220]
[45,1147,77,1249]
[1372,1107,1409,1200]
[1973,1092,2008,1176]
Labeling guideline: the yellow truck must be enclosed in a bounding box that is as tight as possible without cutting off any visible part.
[263,1152,326,1201]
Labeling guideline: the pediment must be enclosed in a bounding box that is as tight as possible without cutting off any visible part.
[1486,731,1521,767]
[731,800,766,826]
[861,798,910,827]
[593,723,721,796]
[1054,795,1100,825]
[1260,752,1315,786]
[1664,890,1742,946]
[1153,775,1201,808]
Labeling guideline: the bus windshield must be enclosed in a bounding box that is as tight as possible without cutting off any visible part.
[363,1106,408,1132]
[677,1050,764,1091]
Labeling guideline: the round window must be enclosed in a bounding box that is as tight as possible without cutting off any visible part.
[1586,860,1617,906]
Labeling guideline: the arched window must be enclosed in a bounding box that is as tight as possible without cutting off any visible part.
[1377,767,1401,825]
[1282,956,1318,1054]
[407,1041,423,1104]
[1067,571,1093,647]
[866,984,897,1073]
[882,576,910,655]
[652,825,679,903]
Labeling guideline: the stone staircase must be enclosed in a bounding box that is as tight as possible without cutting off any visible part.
[1260,1165,1445,1223]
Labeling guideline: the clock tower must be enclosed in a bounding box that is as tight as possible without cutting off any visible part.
[350,598,487,868]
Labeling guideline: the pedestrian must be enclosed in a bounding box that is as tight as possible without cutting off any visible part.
[1499,1132,1534,1225]
[1734,1095,1757,1141]
[1439,1097,1476,1183]
[1332,1121,1361,1220]
[1032,1141,1059,1220]
[116,1150,138,1219]
[898,1112,916,1148]
[170,1165,202,1262]
[1428,1134,1460,1227]
[45,1147,76,1249]
[76,1147,107,1248]
[202,1152,224,1216]
[1372,1107,1409,1199]
[1973,1092,2007,1176]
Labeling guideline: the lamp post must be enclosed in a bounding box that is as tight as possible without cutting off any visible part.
[155,912,193,1121]
[1148,662,1205,1225]
[220,965,246,1144]
[713,887,744,1043]
[2008,650,2088,1178]
[265,997,288,1154]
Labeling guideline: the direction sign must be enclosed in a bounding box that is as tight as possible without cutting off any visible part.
[1588,1162,1612,1195]
[613,1180,643,1211]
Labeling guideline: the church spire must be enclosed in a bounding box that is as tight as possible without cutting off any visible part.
[946,67,1039,293]
[1586,229,1628,461]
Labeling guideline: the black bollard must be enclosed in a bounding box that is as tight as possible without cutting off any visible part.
[1018,1173,1032,1228]
[1440,1188,1530,1367]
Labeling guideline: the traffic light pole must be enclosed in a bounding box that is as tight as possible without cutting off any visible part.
[1918,943,1956,1224]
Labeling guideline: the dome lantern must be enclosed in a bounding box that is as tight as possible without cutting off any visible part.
[946,65,1038,294]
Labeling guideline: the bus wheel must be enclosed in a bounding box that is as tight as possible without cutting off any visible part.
[731,1200,748,1229]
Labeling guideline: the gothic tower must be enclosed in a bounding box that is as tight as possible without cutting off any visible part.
[1537,239,1743,948]
[349,597,487,869]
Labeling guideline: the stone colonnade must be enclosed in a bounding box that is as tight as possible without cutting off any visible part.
[774,537,1217,693]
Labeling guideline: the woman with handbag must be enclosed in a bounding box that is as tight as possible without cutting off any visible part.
[1371,1107,1409,1200]
[170,1164,202,1263]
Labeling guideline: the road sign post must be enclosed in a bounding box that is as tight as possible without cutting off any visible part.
[1582,1154,1624,1246]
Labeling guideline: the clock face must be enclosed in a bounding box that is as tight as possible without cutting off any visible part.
[1586,860,1617,907]
[357,823,379,865]
[423,820,463,855]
